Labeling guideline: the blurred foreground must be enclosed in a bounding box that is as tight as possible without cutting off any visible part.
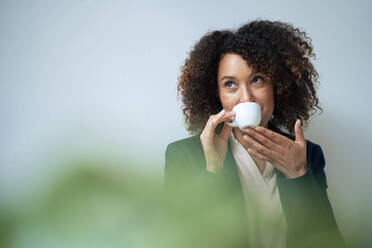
[0,158,370,248]
[0,158,249,248]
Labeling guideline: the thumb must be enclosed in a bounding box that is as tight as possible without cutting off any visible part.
[294,119,305,145]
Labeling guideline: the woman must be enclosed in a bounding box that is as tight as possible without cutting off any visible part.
[165,20,344,248]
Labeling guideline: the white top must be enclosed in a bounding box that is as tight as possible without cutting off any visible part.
[229,131,287,248]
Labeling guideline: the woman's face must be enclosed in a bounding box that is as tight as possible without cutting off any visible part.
[217,53,275,128]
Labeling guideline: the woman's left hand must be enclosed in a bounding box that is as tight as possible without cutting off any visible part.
[243,119,307,179]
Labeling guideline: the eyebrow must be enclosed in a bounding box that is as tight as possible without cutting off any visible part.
[219,71,260,82]
[220,76,236,81]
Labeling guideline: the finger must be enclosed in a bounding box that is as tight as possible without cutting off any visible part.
[206,110,234,131]
[243,127,278,150]
[294,119,306,146]
[243,134,275,158]
[254,126,288,145]
[221,111,236,124]
[247,148,269,161]
[201,110,234,145]
[213,110,235,143]
[201,112,220,147]
[219,122,233,141]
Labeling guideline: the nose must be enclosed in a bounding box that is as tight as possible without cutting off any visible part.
[240,85,255,103]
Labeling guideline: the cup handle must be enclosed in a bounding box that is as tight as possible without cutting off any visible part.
[226,117,238,127]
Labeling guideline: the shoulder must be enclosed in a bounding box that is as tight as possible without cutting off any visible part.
[165,135,206,169]
[164,135,206,180]
[166,135,201,150]
[305,140,326,178]
[165,135,203,158]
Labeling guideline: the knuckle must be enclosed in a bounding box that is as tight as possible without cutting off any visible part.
[267,131,274,139]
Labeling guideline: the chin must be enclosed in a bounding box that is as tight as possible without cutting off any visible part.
[260,120,269,128]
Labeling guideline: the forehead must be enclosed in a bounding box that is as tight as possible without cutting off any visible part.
[217,53,257,80]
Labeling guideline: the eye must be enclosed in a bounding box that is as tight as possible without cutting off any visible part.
[252,76,264,84]
[224,81,236,88]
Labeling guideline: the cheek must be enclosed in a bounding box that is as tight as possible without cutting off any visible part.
[264,93,275,108]
[268,89,275,109]
[255,87,274,110]
[261,91,275,113]
[261,84,275,104]
[218,91,239,111]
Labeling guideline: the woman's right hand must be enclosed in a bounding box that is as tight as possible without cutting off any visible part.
[200,109,236,174]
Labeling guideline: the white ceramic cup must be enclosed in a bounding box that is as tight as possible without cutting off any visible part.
[226,102,261,130]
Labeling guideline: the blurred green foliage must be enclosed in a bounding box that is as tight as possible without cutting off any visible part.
[0,158,370,248]
[0,159,250,248]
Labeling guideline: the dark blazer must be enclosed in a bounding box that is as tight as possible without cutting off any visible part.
[164,121,345,248]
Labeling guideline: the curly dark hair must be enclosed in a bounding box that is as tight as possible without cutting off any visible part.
[177,19,323,135]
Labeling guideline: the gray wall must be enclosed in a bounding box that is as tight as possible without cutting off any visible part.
[1,0,371,246]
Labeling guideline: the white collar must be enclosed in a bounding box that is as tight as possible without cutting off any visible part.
[228,131,275,182]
